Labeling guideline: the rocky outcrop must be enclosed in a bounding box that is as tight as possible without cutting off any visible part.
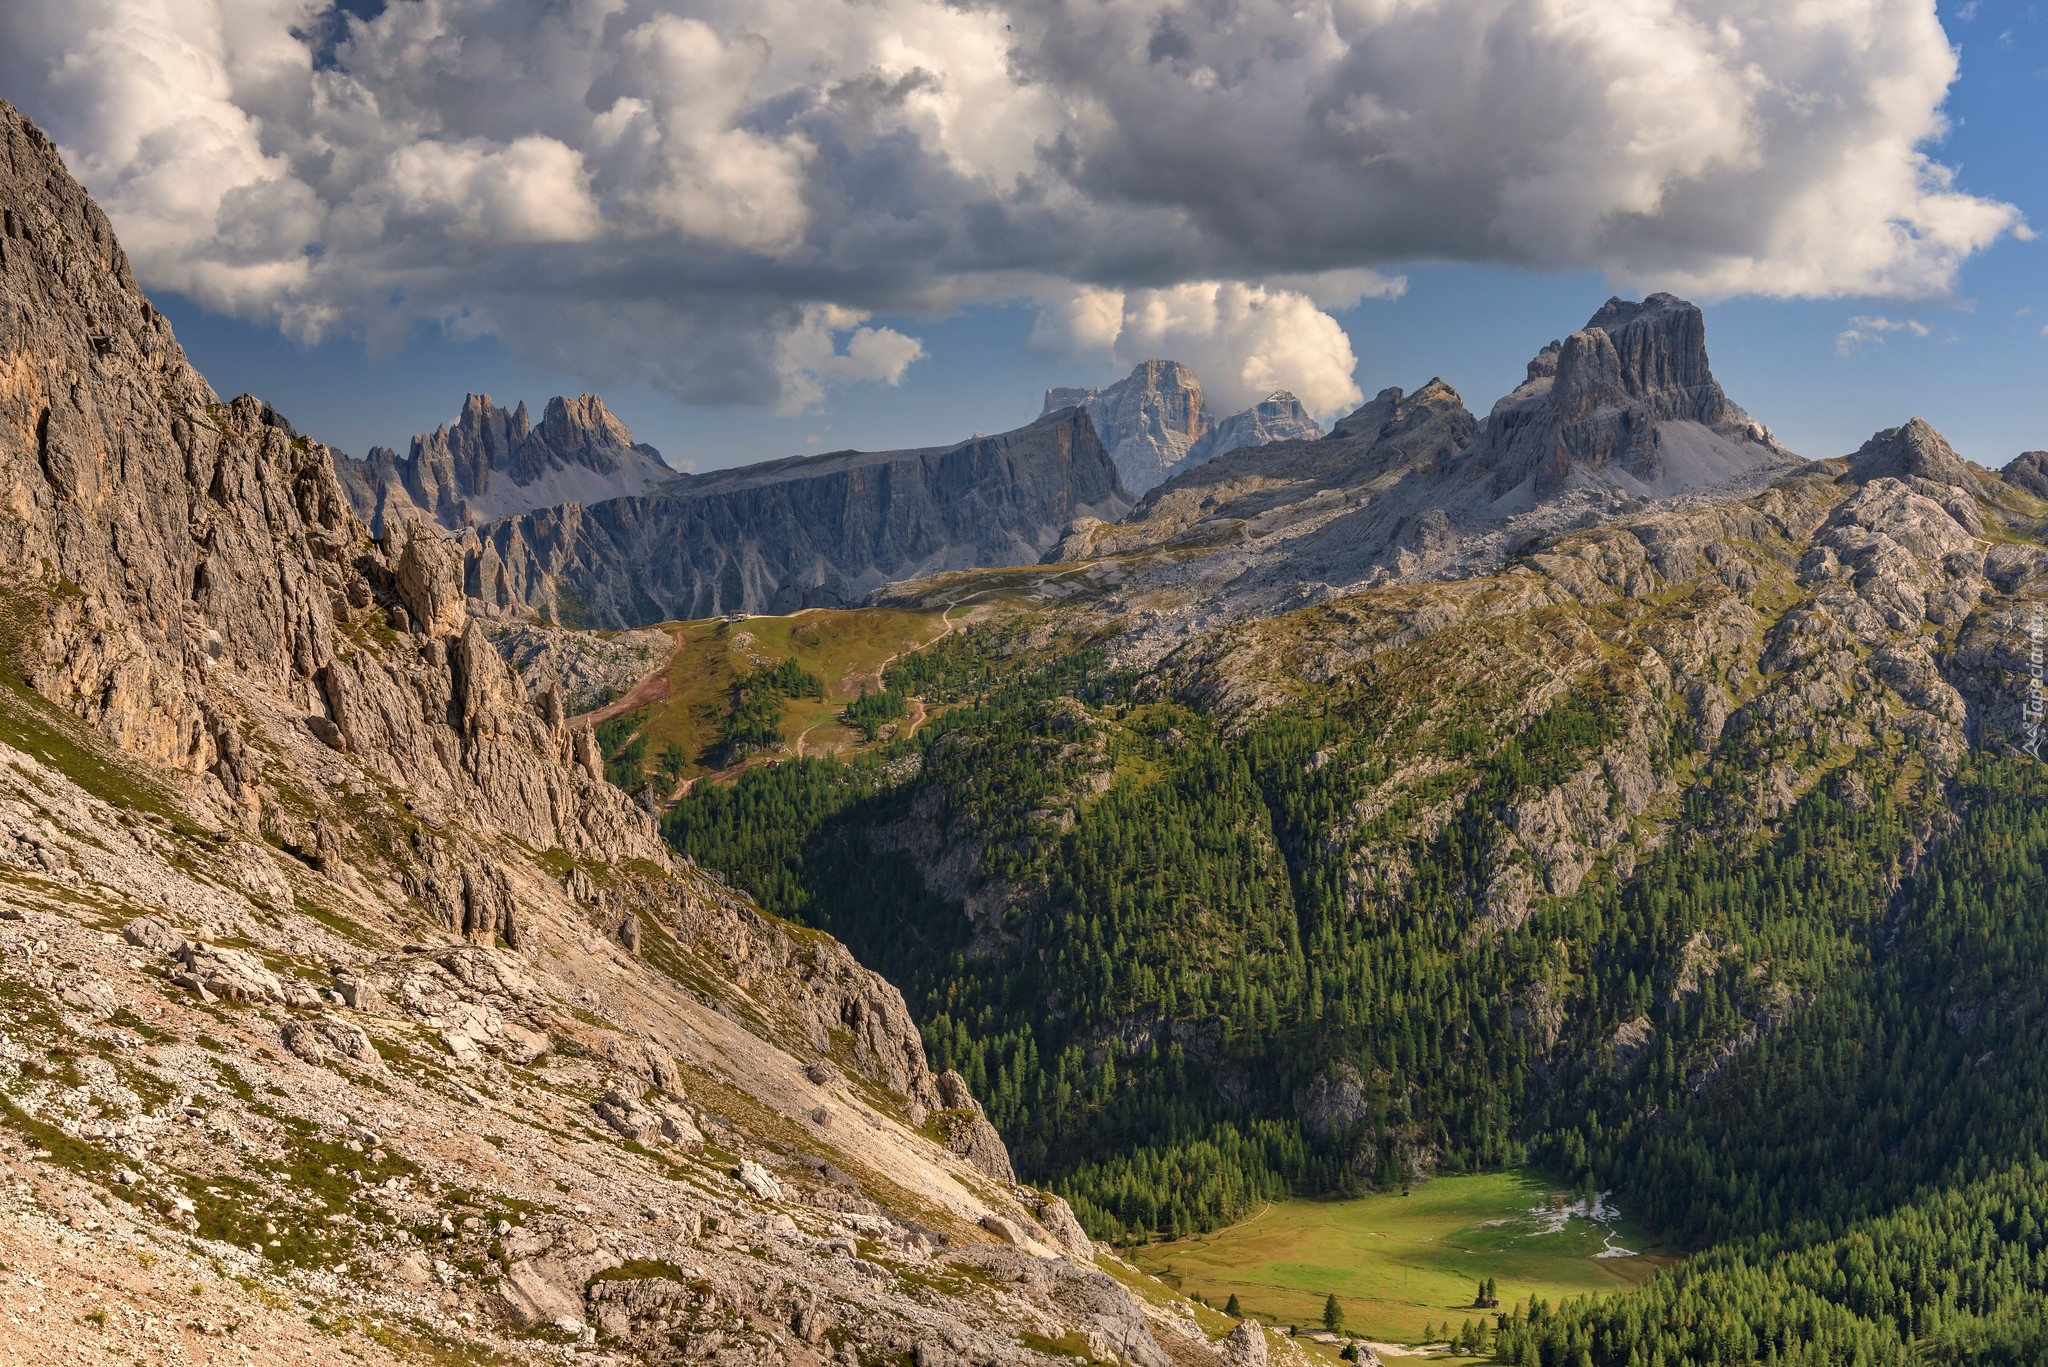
[1219,1320,1269,1367]
[2002,451,2048,500]
[1293,1061,1370,1141]
[933,1069,1017,1182]
[1045,361,1323,494]
[337,392,673,533]
[467,410,1130,626]
[594,1088,703,1150]
[1845,417,1978,490]
[280,1015,383,1068]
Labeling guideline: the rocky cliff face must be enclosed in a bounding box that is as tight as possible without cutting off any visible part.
[466,412,1131,627]
[1044,361,1322,493]
[1466,293,1793,503]
[337,391,674,533]
[0,121,644,856]
[0,97,1228,1367]
[1046,360,1207,493]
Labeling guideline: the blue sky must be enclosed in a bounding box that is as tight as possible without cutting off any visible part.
[131,2,2048,473]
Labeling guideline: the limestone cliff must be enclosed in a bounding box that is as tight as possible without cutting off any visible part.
[1466,293,1795,503]
[467,412,1131,627]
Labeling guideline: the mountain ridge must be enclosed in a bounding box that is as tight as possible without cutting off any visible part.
[465,408,1132,627]
[1036,294,1805,648]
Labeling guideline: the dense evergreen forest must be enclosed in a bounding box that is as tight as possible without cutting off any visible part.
[660,621,2048,1363]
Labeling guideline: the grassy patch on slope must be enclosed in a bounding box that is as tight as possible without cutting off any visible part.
[597,608,948,786]
[1129,1169,1668,1343]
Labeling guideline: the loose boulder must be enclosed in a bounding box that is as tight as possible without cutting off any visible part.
[594,1088,700,1149]
[733,1160,783,1202]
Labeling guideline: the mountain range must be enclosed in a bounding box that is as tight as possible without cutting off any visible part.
[366,295,1796,635]
[8,82,2048,1367]
[341,359,1327,629]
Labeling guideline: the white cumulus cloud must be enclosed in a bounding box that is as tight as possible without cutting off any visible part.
[776,306,927,414]
[1835,314,1935,355]
[0,0,2022,412]
[1031,270,1404,417]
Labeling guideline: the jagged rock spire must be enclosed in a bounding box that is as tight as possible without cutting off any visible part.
[336,390,674,532]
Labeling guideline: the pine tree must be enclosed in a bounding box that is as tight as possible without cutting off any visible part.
[1323,1294,1344,1334]
[1224,1294,1242,1319]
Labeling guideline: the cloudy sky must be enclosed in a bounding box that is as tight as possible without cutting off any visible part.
[2,0,2041,471]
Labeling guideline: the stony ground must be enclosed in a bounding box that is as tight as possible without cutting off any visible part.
[0,718,1308,1367]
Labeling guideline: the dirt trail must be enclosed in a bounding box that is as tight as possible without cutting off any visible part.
[799,602,963,754]
[574,660,671,728]
[880,602,964,743]
[860,602,964,689]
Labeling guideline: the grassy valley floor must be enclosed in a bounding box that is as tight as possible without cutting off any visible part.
[1130,1169,1672,1345]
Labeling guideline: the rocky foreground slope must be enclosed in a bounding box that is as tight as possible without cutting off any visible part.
[0,99,1274,1367]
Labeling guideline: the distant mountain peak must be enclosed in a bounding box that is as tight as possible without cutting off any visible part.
[337,391,674,532]
[1469,292,1792,503]
[1042,360,1320,493]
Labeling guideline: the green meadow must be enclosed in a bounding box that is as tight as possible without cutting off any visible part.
[584,606,954,792]
[1130,1169,1671,1345]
